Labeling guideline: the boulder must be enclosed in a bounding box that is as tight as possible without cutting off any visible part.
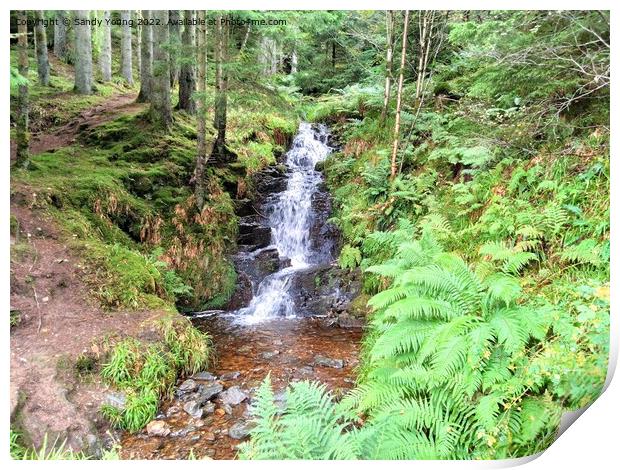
[220,371,241,381]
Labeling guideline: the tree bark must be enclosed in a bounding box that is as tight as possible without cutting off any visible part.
[15,10,29,168]
[178,10,197,113]
[74,10,93,95]
[100,11,112,82]
[120,11,133,85]
[137,10,153,102]
[212,15,229,161]
[150,10,173,129]
[169,10,181,88]
[54,11,67,61]
[381,10,395,122]
[34,11,50,86]
[195,10,210,209]
[390,10,410,180]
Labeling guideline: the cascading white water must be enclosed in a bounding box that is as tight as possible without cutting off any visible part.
[236,123,332,324]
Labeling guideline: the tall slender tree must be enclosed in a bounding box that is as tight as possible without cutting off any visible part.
[120,11,134,86]
[73,10,93,95]
[137,10,153,102]
[15,10,29,168]
[54,11,68,61]
[390,10,409,179]
[194,10,209,208]
[178,10,197,113]
[381,10,395,122]
[34,11,50,86]
[100,10,112,82]
[169,10,181,88]
[150,10,172,129]
[212,15,229,161]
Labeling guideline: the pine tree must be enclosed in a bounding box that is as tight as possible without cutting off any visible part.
[137,10,153,102]
[53,10,67,61]
[149,10,172,129]
[73,11,93,94]
[120,11,134,86]
[178,10,197,113]
[14,10,29,168]
[34,11,50,86]
[100,11,112,82]
[194,10,210,208]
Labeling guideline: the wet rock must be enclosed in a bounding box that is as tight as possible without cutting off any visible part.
[225,272,253,310]
[254,248,281,275]
[252,166,288,198]
[178,379,198,393]
[220,386,248,406]
[223,404,233,415]
[189,382,224,404]
[204,402,216,414]
[204,432,216,442]
[237,224,271,249]
[229,422,252,440]
[314,355,344,369]
[309,189,339,262]
[183,400,204,419]
[171,425,196,438]
[192,371,217,381]
[287,264,363,317]
[221,371,241,380]
[234,198,257,217]
[146,420,170,437]
[261,350,280,359]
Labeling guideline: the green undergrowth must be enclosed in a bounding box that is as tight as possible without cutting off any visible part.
[12,84,298,311]
[100,316,211,433]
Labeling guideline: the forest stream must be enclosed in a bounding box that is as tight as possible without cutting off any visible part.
[120,123,363,459]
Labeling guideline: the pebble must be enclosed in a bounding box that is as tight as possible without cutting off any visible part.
[314,354,344,369]
[220,386,249,406]
[146,420,171,437]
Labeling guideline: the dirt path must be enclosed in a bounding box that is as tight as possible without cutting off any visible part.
[29,92,144,155]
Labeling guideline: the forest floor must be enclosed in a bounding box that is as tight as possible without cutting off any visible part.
[29,92,142,155]
[10,92,160,453]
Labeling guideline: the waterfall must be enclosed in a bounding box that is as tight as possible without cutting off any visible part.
[236,123,332,324]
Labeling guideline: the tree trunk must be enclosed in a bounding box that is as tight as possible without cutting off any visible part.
[74,10,93,95]
[150,10,173,129]
[169,10,181,88]
[100,11,112,82]
[291,49,298,73]
[212,15,229,161]
[120,11,133,85]
[415,11,435,102]
[34,11,50,86]
[136,13,141,79]
[381,10,395,122]
[54,11,67,61]
[195,10,210,209]
[137,10,153,102]
[15,10,29,168]
[390,10,410,180]
[178,10,197,113]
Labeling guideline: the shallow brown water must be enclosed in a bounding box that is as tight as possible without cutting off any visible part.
[120,316,363,460]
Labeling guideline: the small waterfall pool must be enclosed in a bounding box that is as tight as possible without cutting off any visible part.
[235,123,333,324]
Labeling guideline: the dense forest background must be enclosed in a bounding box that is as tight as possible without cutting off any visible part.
[10,10,609,460]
